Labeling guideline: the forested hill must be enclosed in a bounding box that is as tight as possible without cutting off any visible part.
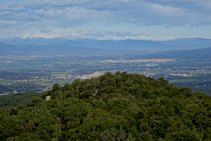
[1,72,211,140]
[0,92,42,108]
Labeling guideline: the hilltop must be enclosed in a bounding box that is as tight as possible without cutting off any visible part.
[1,72,211,140]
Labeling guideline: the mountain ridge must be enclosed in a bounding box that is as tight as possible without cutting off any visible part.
[0,41,211,56]
[1,37,211,51]
[0,43,148,56]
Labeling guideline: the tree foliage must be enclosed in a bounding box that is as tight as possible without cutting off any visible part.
[0,72,211,140]
[0,92,42,108]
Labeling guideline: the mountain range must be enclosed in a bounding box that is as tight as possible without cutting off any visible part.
[0,37,211,56]
[1,37,211,49]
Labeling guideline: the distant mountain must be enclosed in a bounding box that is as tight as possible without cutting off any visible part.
[1,37,211,51]
[158,38,211,50]
[0,42,148,56]
[1,37,211,56]
[121,46,211,60]
[92,39,164,50]
[150,47,211,59]
[0,38,165,50]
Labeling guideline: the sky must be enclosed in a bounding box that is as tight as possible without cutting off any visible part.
[0,0,211,40]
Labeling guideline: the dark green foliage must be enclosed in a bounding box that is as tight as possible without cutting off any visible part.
[0,92,42,108]
[52,83,60,91]
[0,72,211,140]
[9,108,18,116]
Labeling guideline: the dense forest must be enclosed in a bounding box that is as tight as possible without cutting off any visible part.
[1,72,211,140]
[0,92,42,108]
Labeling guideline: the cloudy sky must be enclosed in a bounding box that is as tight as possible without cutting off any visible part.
[0,0,211,40]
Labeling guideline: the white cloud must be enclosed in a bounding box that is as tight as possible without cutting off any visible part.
[0,0,211,39]
[1,0,211,25]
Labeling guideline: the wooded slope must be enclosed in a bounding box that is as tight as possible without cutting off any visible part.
[0,92,42,108]
[1,72,211,140]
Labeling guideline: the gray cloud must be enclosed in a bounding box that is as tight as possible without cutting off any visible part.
[0,0,211,39]
[1,0,210,25]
